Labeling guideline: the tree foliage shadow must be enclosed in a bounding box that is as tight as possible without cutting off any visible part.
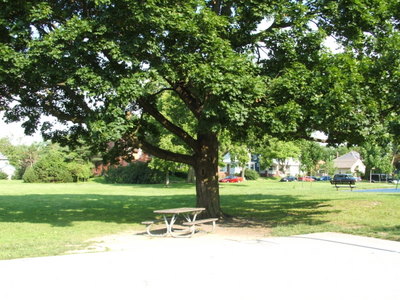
[0,194,196,227]
[0,192,336,229]
[220,193,337,229]
[91,177,195,189]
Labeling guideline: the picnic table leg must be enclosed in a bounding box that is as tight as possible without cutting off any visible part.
[181,213,199,223]
[145,224,152,236]
[211,219,216,232]
[169,213,198,238]
[163,214,178,236]
[184,212,200,236]
[142,221,168,237]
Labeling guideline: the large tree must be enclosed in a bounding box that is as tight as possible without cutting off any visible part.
[1,0,399,216]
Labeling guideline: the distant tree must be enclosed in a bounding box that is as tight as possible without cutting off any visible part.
[320,160,336,176]
[299,141,326,174]
[229,145,251,178]
[0,171,8,180]
[360,141,395,176]
[0,138,16,164]
[0,137,45,179]
[20,143,94,182]
[61,143,95,181]
[23,150,73,183]
[67,161,92,182]
[17,143,45,178]
[219,135,250,178]
[258,138,301,175]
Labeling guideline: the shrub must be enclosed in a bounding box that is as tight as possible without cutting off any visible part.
[67,161,93,182]
[173,171,188,179]
[104,162,164,184]
[244,168,260,180]
[23,152,73,183]
[22,167,40,182]
[0,171,8,180]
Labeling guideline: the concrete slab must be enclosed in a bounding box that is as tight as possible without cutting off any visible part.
[1,232,399,300]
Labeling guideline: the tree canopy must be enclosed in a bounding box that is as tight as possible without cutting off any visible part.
[1,0,399,216]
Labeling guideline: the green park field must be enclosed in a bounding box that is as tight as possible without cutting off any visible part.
[0,178,399,260]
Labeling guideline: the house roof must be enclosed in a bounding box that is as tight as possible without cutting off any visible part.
[333,151,362,168]
[336,151,360,160]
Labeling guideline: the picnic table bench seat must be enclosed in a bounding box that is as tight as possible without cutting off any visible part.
[183,218,218,233]
[182,218,218,226]
[141,221,154,225]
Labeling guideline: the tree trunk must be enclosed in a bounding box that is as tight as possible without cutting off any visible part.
[194,133,223,218]
[187,166,195,183]
[165,170,170,186]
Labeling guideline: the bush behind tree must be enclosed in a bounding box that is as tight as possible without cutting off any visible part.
[22,167,39,183]
[104,162,165,184]
[0,171,8,180]
[244,169,260,180]
[23,152,73,183]
[67,161,93,182]
[173,171,189,179]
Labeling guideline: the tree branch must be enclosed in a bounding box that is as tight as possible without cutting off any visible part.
[137,94,199,152]
[40,88,90,124]
[139,139,195,166]
[163,79,203,119]
[174,84,203,119]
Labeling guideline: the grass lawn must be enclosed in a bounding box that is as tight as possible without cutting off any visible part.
[0,178,399,260]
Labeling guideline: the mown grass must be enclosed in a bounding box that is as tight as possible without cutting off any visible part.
[220,180,400,239]
[0,178,399,260]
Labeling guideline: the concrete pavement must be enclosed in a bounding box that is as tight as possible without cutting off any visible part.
[1,232,400,300]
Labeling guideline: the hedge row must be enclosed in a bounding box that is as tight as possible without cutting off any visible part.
[104,162,165,184]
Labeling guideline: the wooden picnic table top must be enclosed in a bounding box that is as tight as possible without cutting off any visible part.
[153,207,205,214]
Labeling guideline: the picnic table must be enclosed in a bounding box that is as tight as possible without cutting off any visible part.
[142,207,218,237]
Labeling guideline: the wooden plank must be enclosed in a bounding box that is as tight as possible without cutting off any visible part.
[183,218,218,226]
[154,207,205,214]
[141,221,154,225]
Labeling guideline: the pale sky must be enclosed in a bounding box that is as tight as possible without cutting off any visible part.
[0,112,43,145]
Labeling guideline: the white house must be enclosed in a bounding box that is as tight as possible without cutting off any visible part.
[333,151,366,176]
[220,152,252,176]
[0,152,16,180]
[265,158,302,177]
[220,153,303,177]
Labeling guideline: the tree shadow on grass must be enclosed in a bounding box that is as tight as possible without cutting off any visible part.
[220,194,336,229]
[91,177,195,189]
[0,194,196,227]
[0,193,336,229]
